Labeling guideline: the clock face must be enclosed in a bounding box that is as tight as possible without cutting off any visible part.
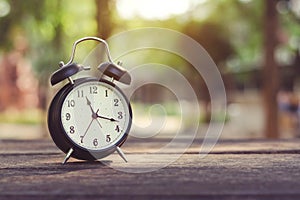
[60,80,131,151]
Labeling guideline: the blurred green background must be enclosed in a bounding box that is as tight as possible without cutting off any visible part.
[0,0,300,139]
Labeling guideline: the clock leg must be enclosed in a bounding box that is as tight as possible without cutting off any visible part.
[116,147,128,163]
[62,148,74,165]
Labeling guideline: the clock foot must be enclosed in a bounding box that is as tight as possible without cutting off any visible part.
[62,148,74,164]
[116,147,127,163]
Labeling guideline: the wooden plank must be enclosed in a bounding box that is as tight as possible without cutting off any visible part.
[0,139,300,199]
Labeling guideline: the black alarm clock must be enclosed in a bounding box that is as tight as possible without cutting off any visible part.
[47,37,132,164]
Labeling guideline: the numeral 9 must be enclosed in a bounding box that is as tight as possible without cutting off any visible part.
[66,113,71,120]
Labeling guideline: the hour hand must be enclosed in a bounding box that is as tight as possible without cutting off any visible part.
[96,112,119,122]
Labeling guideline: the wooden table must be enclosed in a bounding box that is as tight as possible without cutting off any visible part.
[0,138,300,199]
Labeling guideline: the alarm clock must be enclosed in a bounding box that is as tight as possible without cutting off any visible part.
[47,37,132,164]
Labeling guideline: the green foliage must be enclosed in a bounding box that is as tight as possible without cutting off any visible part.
[132,102,181,117]
[0,0,97,81]
[0,0,45,50]
[1,0,300,85]
[191,0,264,73]
[27,0,97,80]
[183,20,234,67]
[0,109,42,124]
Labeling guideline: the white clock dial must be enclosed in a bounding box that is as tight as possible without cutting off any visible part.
[60,81,131,151]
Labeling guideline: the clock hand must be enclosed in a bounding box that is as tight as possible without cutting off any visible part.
[96,113,119,122]
[86,96,97,115]
[81,118,94,143]
[86,96,102,128]
[94,109,103,128]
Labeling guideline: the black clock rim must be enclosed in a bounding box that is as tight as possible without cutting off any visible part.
[47,77,132,161]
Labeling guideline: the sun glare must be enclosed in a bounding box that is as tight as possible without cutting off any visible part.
[116,0,202,20]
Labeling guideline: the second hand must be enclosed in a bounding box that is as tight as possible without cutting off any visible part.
[80,118,94,143]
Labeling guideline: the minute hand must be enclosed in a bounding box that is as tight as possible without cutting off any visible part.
[96,114,119,122]
[86,97,96,114]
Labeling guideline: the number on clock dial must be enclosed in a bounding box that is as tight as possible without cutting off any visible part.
[90,86,98,94]
[61,81,129,150]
